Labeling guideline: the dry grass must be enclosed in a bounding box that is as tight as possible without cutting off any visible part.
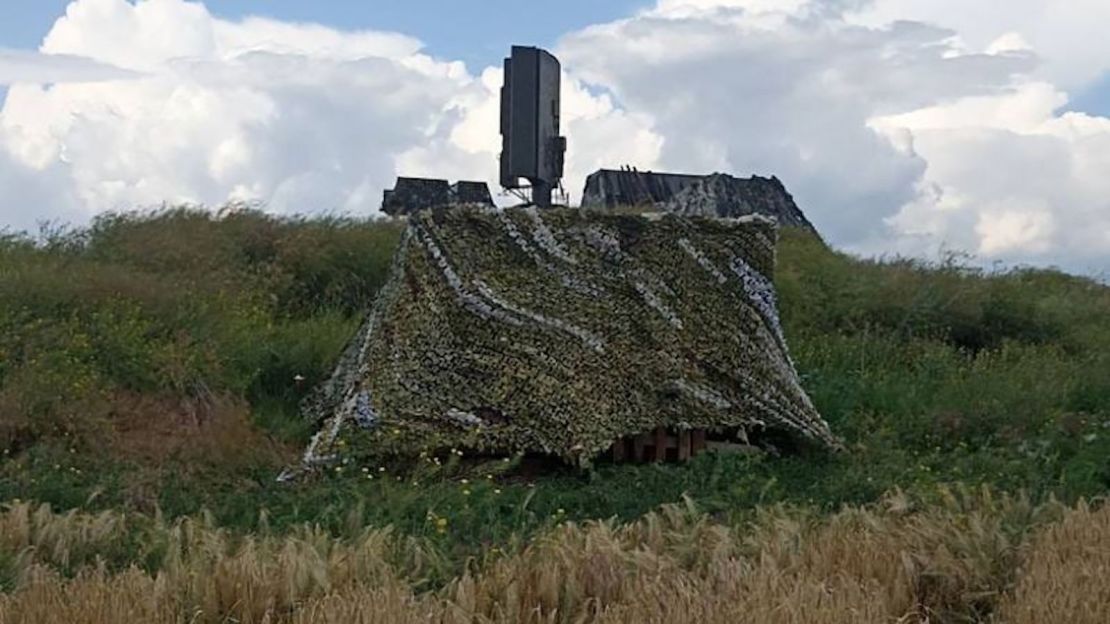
[415,488,1048,623]
[106,392,289,472]
[0,502,130,577]
[994,503,1110,623]
[0,487,1101,623]
[0,566,181,623]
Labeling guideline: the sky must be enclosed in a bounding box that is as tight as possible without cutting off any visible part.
[1,0,1109,276]
[0,1,650,71]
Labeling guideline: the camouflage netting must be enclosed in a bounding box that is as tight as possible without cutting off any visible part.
[287,206,835,477]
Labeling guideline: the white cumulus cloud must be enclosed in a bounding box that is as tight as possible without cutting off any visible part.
[852,0,1110,88]
[0,0,652,232]
[0,49,139,85]
[555,0,1110,272]
[559,5,1027,245]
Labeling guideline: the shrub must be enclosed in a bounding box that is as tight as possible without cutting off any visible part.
[0,208,401,459]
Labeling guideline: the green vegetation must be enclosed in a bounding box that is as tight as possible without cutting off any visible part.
[0,207,1107,580]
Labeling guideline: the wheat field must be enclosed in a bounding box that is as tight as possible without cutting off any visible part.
[0,488,1106,623]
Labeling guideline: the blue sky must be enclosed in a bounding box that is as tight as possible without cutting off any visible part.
[1068,72,1110,117]
[0,0,650,106]
[2,1,76,48]
[1,0,649,72]
[3,0,1106,117]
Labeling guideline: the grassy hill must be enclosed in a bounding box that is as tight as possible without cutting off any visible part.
[1,208,1108,622]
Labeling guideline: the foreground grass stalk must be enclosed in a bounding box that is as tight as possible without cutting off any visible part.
[0,488,1105,623]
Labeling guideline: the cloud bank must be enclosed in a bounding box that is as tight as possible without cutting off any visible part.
[0,0,1107,274]
[0,49,139,84]
[0,0,654,233]
[558,0,1110,271]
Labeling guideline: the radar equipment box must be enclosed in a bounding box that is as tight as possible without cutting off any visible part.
[382,177,494,216]
[500,46,566,207]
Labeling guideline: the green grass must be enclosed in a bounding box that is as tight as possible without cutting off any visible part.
[1,208,1108,566]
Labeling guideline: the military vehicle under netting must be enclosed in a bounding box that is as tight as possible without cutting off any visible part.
[286,205,836,478]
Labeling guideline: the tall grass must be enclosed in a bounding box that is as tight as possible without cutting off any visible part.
[0,208,402,460]
[1,208,1109,620]
[995,503,1110,623]
[2,209,1108,526]
[1,487,1101,623]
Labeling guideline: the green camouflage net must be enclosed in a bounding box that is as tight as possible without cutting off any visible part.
[286,206,835,477]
